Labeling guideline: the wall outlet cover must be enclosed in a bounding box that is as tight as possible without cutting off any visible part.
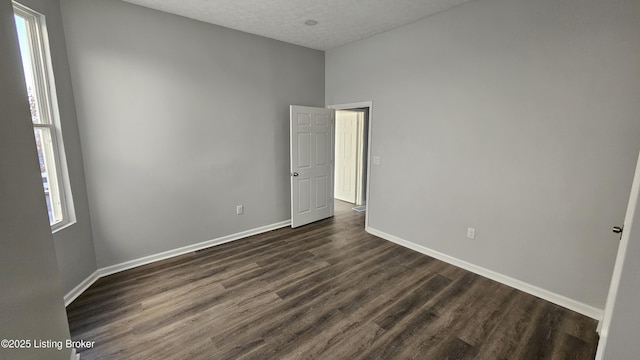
[467,227,476,239]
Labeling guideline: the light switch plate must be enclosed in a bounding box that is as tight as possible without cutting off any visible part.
[467,227,475,239]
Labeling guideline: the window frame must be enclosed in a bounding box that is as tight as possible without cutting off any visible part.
[13,1,75,232]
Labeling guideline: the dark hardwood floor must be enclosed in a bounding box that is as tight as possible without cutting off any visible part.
[67,201,599,359]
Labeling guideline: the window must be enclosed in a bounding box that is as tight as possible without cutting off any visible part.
[14,2,73,231]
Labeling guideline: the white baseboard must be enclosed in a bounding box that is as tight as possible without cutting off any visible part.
[65,220,291,306]
[366,227,603,321]
[97,220,291,278]
[596,320,603,334]
[66,220,601,321]
[64,270,99,307]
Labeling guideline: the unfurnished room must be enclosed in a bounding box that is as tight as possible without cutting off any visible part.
[1,0,640,359]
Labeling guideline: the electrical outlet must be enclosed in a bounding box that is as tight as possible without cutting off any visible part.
[236,205,244,215]
[466,227,475,240]
[373,156,381,165]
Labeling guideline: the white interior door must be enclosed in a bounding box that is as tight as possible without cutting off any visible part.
[355,112,367,206]
[335,110,359,203]
[290,105,335,228]
[595,151,640,359]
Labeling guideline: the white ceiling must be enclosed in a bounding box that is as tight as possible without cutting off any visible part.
[122,0,475,50]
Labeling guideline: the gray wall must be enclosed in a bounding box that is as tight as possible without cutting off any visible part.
[60,0,325,267]
[17,0,97,296]
[600,154,640,358]
[0,0,71,358]
[326,0,640,309]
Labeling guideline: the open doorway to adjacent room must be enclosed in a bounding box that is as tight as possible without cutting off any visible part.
[332,104,370,216]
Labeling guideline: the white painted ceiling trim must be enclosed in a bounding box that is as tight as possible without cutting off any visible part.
[122,0,475,50]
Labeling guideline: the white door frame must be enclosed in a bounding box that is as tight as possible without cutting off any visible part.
[595,151,640,359]
[328,101,373,229]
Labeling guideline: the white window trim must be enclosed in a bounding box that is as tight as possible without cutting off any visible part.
[14,1,76,232]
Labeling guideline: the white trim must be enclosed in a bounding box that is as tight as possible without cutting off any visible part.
[98,220,291,277]
[65,220,291,306]
[366,226,603,320]
[328,101,372,109]
[13,1,75,231]
[594,151,640,359]
[67,216,603,320]
[64,270,99,306]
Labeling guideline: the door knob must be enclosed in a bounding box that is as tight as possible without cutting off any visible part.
[292,172,299,177]
[613,226,624,241]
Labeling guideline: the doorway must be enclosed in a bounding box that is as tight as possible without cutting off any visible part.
[289,102,372,229]
[335,108,368,206]
[330,102,372,226]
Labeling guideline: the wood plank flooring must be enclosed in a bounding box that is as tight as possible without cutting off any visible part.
[66,201,599,359]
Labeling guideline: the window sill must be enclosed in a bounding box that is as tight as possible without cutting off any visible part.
[52,220,76,234]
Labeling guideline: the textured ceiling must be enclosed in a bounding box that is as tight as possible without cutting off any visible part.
[122,0,474,50]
